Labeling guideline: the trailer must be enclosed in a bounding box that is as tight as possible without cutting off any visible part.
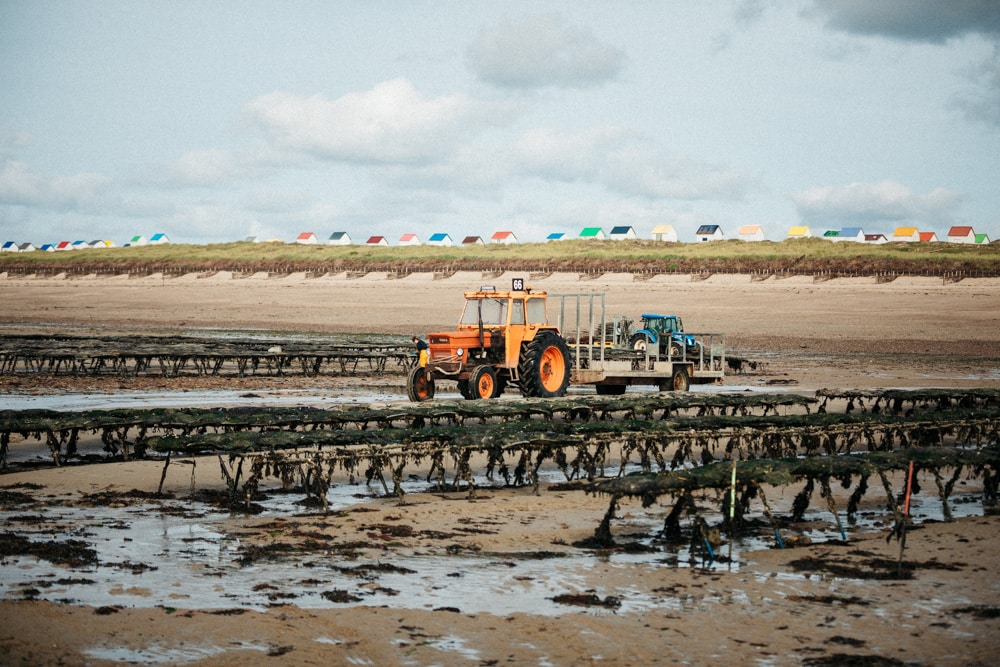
[553,292,725,394]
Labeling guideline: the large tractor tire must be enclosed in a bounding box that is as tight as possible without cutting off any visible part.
[468,365,499,399]
[518,331,571,398]
[407,366,435,402]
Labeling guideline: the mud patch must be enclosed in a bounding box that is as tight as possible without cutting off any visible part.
[951,605,1000,619]
[551,592,622,609]
[0,531,97,567]
[803,655,906,666]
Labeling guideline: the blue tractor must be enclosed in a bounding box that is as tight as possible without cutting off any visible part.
[628,314,698,358]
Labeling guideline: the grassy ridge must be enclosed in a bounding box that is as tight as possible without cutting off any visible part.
[1,238,999,276]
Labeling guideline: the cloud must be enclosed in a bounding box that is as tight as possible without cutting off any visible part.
[468,14,625,89]
[159,149,240,188]
[0,160,45,204]
[808,0,1000,43]
[792,179,963,226]
[0,130,31,158]
[245,78,507,164]
[0,160,120,213]
[951,46,1000,126]
[513,128,756,201]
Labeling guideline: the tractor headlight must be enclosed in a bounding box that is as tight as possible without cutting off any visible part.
[456,348,464,357]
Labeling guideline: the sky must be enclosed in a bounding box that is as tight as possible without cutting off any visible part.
[1,0,999,246]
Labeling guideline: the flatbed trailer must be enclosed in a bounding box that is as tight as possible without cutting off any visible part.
[553,293,725,393]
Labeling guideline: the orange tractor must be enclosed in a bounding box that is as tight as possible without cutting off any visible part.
[407,279,571,401]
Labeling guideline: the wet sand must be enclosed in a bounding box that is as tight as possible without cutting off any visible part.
[1,272,1000,666]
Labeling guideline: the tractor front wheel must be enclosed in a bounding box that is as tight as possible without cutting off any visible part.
[469,365,498,399]
[518,332,571,398]
[407,366,435,402]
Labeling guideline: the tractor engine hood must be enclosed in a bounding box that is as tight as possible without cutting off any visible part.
[426,329,498,370]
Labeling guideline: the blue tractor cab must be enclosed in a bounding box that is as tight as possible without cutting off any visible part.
[629,314,698,357]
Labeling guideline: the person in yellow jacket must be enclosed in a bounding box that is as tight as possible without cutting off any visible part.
[412,336,428,367]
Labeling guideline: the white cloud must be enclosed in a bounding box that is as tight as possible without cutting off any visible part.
[606,148,757,201]
[793,179,963,226]
[245,78,507,164]
[0,160,120,213]
[515,126,633,180]
[160,149,239,188]
[512,128,756,201]
[49,172,118,212]
[468,14,625,89]
[0,160,45,204]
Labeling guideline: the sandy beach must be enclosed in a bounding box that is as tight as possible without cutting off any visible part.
[1,271,999,666]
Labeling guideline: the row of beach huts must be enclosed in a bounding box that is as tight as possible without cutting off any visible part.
[1,234,170,253]
[265,224,992,246]
[2,225,993,252]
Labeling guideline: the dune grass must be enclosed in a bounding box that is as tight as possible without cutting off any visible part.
[2,238,998,275]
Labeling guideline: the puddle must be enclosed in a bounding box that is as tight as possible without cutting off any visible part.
[83,641,270,664]
[0,461,986,616]
[0,389,402,411]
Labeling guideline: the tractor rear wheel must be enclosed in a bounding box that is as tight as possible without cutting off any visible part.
[518,331,570,398]
[629,333,650,353]
[469,365,498,399]
[407,366,435,402]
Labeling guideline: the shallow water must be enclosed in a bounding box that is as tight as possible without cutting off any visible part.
[0,464,985,616]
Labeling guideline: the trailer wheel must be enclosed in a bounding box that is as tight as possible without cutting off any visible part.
[469,365,498,399]
[671,367,690,392]
[518,331,570,398]
[407,366,435,402]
